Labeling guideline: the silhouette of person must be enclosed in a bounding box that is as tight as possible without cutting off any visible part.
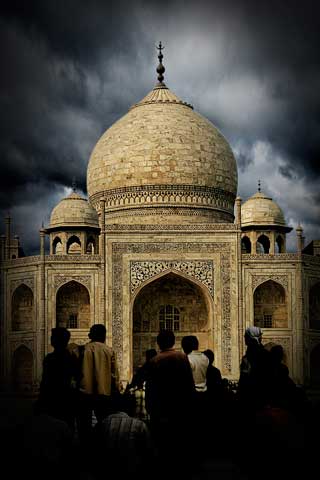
[269,344,307,416]
[127,348,157,420]
[129,348,157,390]
[38,327,77,429]
[202,348,223,394]
[238,326,272,411]
[146,330,195,474]
[76,324,120,443]
[18,403,74,480]
[92,395,154,480]
[181,335,209,393]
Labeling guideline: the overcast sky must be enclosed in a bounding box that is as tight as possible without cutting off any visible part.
[1,0,319,254]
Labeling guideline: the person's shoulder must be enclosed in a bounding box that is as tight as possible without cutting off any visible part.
[68,342,83,356]
[170,349,187,360]
[212,365,221,374]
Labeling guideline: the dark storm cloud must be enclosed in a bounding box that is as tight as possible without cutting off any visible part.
[1,0,320,253]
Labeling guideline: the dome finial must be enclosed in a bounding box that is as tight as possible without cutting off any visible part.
[72,176,77,192]
[258,179,261,192]
[156,41,165,85]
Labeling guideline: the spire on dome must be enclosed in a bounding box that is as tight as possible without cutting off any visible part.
[72,176,77,192]
[156,41,165,85]
[258,179,261,192]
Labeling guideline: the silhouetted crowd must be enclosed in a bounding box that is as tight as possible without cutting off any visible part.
[10,325,320,480]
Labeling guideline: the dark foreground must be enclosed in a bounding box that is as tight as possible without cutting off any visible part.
[1,392,319,480]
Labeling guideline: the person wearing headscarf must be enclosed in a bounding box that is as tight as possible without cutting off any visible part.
[238,326,272,410]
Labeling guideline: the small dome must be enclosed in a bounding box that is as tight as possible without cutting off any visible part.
[241,191,286,227]
[49,191,99,229]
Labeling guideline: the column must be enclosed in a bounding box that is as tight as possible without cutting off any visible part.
[235,196,242,226]
[269,231,275,255]
[296,225,303,253]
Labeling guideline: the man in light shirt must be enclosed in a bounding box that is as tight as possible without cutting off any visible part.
[181,335,209,393]
[76,324,119,443]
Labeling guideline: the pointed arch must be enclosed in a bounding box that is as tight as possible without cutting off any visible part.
[56,280,90,328]
[276,235,285,253]
[52,236,63,254]
[12,345,33,392]
[132,271,213,372]
[254,280,287,328]
[67,235,81,255]
[257,234,270,254]
[12,284,34,331]
[241,236,251,253]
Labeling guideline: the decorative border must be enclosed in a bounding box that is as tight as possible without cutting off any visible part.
[11,338,34,354]
[243,253,299,261]
[252,274,288,291]
[54,275,92,292]
[105,223,238,232]
[46,255,101,262]
[10,277,34,294]
[112,242,232,373]
[90,184,235,214]
[105,207,233,222]
[4,254,101,266]
[130,260,214,296]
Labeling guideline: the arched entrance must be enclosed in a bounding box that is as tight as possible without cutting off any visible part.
[132,272,211,373]
[12,345,34,392]
[12,284,34,331]
[254,280,287,328]
[56,281,90,329]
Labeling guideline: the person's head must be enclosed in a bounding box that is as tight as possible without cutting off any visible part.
[50,327,70,350]
[145,348,157,362]
[181,335,199,354]
[270,344,284,364]
[244,326,262,346]
[203,349,215,365]
[157,330,175,351]
[89,324,106,343]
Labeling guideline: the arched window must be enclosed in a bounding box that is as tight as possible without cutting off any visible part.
[257,234,270,254]
[53,236,63,254]
[309,282,320,329]
[67,236,81,255]
[159,305,180,331]
[12,284,34,331]
[12,345,33,392]
[254,280,287,328]
[276,235,284,253]
[56,281,90,329]
[241,236,251,253]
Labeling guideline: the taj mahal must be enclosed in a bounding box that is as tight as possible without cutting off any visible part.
[1,46,320,393]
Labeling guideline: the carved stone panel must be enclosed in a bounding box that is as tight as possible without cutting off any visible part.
[54,275,92,292]
[10,277,34,293]
[130,260,214,296]
[112,242,232,373]
[252,275,288,291]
